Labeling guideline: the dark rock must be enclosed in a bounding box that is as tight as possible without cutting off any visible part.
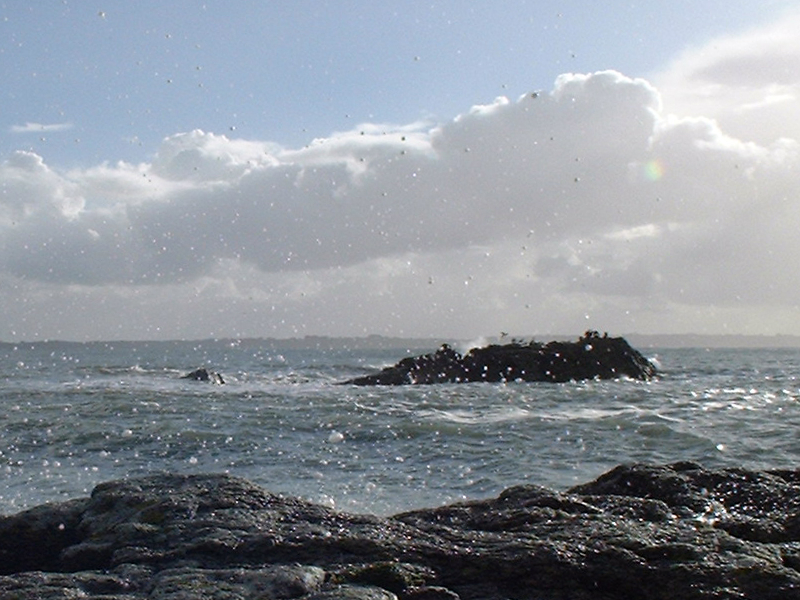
[307,585,399,600]
[4,464,800,598]
[181,368,225,384]
[342,332,656,385]
[0,497,87,574]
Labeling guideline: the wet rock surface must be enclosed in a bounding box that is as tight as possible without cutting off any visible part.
[342,333,656,385]
[4,463,800,599]
[181,368,225,384]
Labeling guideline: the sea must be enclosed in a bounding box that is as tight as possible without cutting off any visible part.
[2,338,800,517]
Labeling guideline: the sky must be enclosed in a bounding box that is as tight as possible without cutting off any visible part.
[2,1,800,341]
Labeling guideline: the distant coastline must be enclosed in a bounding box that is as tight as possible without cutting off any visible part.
[223,332,800,350]
[4,333,800,349]
[622,333,800,349]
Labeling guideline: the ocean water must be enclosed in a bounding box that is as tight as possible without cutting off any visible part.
[2,339,800,517]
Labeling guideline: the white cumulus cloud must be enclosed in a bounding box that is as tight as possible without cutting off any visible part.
[655,8,800,145]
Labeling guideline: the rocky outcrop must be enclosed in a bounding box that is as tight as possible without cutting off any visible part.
[4,463,800,599]
[343,332,656,385]
[181,368,225,384]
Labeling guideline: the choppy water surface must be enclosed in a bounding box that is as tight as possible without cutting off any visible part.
[2,340,800,516]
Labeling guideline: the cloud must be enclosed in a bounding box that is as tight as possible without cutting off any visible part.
[654,8,800,145]
[10,122,73,134]
[0,71,667,286]
[2,12,800,341]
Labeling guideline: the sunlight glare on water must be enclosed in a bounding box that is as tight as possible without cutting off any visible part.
[2,342,800,515]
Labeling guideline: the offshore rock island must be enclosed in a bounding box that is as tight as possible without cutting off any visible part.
[3,463,800,599]
[343,332,657,385]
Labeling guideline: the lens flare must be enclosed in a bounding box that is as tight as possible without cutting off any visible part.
[644,159,665,181]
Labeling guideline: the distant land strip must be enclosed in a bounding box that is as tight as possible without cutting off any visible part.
[242,333,800,349]
[4,333,800,349]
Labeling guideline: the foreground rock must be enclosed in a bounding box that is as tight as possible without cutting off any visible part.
[4,463,800,599]
[343,332,656,385]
